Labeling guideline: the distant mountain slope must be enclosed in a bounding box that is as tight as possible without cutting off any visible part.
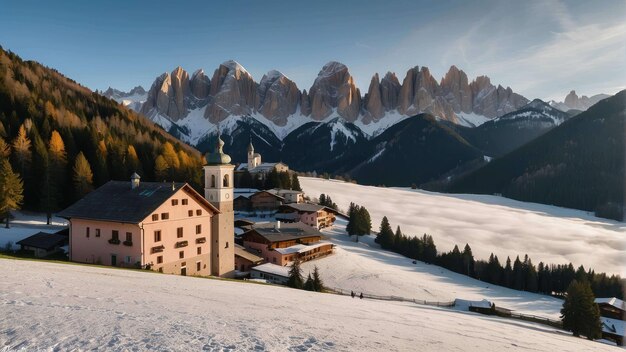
[349,114,483,186]
[550,90,611,111]
[457,99,571,157]
[449,90,626,220]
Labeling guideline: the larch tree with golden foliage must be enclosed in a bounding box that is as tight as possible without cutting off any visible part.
[11,124,31,175]
[0,158,24,228]
[72,152,93,200]
[154,155,169,181]
[42,130,67,224]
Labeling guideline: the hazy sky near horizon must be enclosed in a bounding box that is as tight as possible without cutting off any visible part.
[1,0,624,100]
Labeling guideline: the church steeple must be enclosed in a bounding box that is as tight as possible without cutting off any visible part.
[203,132,235,278]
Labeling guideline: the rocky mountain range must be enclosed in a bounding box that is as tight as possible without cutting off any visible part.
[549,90,610,112]
[118,61,531,145]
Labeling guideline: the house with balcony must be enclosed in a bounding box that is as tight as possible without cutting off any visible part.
[275,203,339,229]
[595,297,625,346]
[241,221,333,266]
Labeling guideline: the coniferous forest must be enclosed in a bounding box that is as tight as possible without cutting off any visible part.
[0,47,204,219]
[374,216,623,299]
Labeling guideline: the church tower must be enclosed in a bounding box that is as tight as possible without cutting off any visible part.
[204,134,235,278]
[247,140,255,169]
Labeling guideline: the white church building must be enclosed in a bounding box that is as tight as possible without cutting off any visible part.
[235,141,289,179]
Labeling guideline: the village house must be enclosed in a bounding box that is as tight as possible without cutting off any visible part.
[595,297,625,345]
[249,263,290,284]
[266,189,304,204]
[248,191,285,214]
[59,135,236,278]
[234,188,304,214]
[235,141,289,180]
[241,221,333,266]
[234,243,264,274]
[16,231,68,258]
[275,203,339,229]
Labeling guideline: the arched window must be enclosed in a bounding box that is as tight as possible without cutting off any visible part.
[211,175,216,188]
[223,174,229,187]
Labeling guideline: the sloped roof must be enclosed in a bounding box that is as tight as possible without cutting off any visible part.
[280,203,325,213]
[596,297,626,312]
[17,232,67,251]
[58,181,218,224]
[245,222,324,243]
[251,263,290,278]
[234,244,264,263]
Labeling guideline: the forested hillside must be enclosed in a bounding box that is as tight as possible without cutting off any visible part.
[0,47,204,217]
[449,90,625,221]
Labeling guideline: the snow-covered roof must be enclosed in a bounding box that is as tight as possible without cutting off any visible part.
[454,298,492,311]
[596,297,626,312]
[601,316,626,337]
[273,241,333,255]
[234,188,260,198]
[250,263,290,278]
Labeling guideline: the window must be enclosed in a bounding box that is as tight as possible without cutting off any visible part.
[161,213,169,220]
[95,229,100,237]
[211,175,216,188]
[125,256,132,264]
[86,227,90,238]
[188,210,193,217]
[225,241,229,248]
[179,251,184,259]
[196,262,201,271]
[126,232,132,242]
[112,231,119,241]
[177,227,183,238]
[197,247,202,255]
[172,199,178,206]
[196,225,202,234]
[223,174,229,187]
[154,230,162,242]
[157,256,163,264]
[196,210,202,216]
[182,199,188,205]
[152,214,159,221]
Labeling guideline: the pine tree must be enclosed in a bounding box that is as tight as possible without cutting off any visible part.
[393,226,403,251]
[304,273,314,291]
[0,159,24,228]
[0,137,9,158]
[513,256,524,290]
[355,206,371,238]
[560,280,602,340]
[376,216,394,249]
[462,243,475,277]
[72,152,93,199]
[11,124,31,176]
[291,173,302,191]
[503,257,513,288]
[312,266,324,292]
[287,257,304,289]
[154,155,169,181]
[422,234,437,264]
[346,202,357,236]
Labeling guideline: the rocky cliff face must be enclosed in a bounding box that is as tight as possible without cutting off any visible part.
[256,70,300,125]
[204,60,257,123]
[137,60,530,140]
[549,90,611,111]
[308,62,361,122]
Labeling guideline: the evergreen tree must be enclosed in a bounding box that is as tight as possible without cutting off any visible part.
[319,194,327,206]
[312,266,324,292]
[11,124,31,176]
[462,243,475,277]
[560,280,602,340]
[422,234,437,264]
[346,202,357,236]
[0,159,24,228]
[304,273,314,291]
[287,257,304,289]
[154,155,169,181]
[503,257,513,288]
[355,206,371,238]
[513,256,525,290]
[0,136,9,158]
[393,226,403,251]
[291,173,302,191]
[525,258,539,292]
[239,170,254,188]
[376,216,394,249]
[42,130,67,224]
[72,152,93,199]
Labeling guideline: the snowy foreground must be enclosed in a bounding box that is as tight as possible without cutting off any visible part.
[0,259,614,351]
[300,177,625,276]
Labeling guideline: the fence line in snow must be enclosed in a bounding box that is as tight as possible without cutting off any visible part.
[326,286,455,307]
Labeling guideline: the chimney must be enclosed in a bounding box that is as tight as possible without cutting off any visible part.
[275,220,281,230]
[130,172,141,190]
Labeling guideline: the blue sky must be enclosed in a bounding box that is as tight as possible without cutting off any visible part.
[1,0,624,100]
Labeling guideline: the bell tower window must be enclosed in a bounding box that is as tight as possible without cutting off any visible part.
[211,174,216,188]
[223,174,229,187]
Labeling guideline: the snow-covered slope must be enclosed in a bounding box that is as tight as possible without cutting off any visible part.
[0,259,613,351]
[301,218,565,319]
[300,177,625,276]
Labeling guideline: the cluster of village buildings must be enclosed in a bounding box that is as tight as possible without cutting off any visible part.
[17,140,341,283]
